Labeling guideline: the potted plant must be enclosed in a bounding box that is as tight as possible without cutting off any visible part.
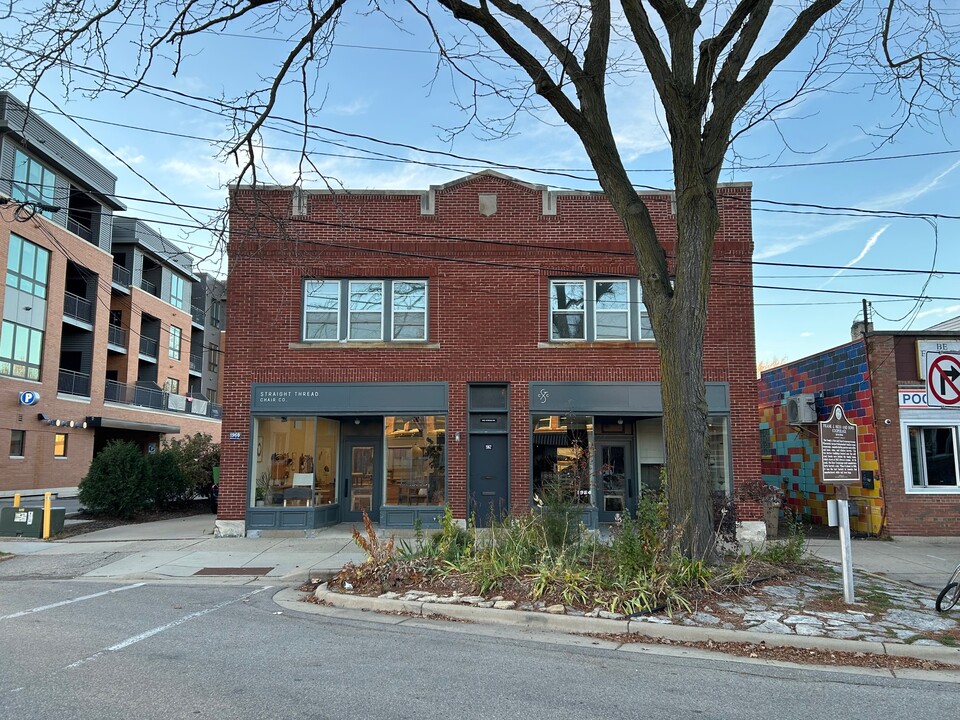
[255,472,270,507]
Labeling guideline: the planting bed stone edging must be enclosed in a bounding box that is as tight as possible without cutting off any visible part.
[313,584,960,666]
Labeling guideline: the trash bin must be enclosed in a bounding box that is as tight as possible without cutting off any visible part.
[0,506,66,538]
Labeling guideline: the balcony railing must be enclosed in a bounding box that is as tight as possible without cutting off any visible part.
[66,217,93,242]
[189,353,203,372]
[108,324,127,348]
[140,278,158,296]
[139,336,159,358]
[112,263,131,287]
[104,379,222,420]
[63,292,93,324]
[58,368,91,397]
[191,304,205,325]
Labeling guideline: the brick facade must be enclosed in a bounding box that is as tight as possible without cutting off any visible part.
[759,332,960,536]
[221,173,760,527]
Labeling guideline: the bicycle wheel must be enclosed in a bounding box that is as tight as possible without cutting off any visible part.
[936,582,960,613]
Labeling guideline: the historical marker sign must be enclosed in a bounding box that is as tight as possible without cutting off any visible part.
[819,405,860,484]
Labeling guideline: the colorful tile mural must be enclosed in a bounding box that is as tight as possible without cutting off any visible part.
[759,340,882,535]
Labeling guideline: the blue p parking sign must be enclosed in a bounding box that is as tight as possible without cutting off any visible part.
[19,390,39,406]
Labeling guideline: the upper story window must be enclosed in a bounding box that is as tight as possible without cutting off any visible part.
[170,275,185,310]
[6,234,50,300]
[2,235,50,381]
[168,326,182,360]
[303,279,428,343]
[12,150,57,218]
[211,300,223,328]
[208,343,220,372]
[549,278,652,342]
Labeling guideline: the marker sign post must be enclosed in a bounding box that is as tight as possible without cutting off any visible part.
[820,405,860,603]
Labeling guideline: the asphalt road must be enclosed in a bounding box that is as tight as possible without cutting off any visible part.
[0,580,956,719]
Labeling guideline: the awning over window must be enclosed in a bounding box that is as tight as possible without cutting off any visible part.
[85,416,181,434]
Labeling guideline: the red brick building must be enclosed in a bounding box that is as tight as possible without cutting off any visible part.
[0,92,221,499]
[760,327,960,537]
[218,171,760,536]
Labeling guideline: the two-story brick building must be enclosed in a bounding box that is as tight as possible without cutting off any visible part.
[217,171,760,537]
[0,92,222,497]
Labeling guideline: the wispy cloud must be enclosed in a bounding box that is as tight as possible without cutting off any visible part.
[817,225,887,289]
[914,303,960,321]
[331,99,370,116]
[755,159,960,260]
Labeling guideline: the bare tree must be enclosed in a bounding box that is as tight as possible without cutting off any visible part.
[6,0,958,557]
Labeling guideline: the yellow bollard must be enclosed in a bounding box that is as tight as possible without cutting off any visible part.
[43,492,52,540]
[13,493,20,508]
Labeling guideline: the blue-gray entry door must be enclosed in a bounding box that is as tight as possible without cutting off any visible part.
[469,434,509,526]
[341,438,382,523]
[596,439,637,523]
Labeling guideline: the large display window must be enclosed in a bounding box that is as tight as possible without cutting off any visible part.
[252,417,338,507]
[532,415,594,504]
[385,416,446,505]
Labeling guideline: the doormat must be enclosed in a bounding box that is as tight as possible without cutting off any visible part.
[194,567,275,576]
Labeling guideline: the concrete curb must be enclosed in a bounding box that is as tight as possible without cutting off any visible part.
[311,584,960,667]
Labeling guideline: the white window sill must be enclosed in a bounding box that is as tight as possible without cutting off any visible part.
[289,341,440,350]
[905,487,960,494]
[538,340,656,349]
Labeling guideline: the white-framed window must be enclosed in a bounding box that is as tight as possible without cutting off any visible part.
[550,280,586,340]
[392,281,427,340]
[594,280,630,340]
[905,424,959,491]
[302,279,429,343]
[549,278,652,342]
[168,326,182,360]
[348,281,384,340]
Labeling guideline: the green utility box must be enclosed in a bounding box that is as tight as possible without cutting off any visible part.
[0,506,66,538]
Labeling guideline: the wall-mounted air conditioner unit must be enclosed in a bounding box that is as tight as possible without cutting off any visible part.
[786,394,817,424]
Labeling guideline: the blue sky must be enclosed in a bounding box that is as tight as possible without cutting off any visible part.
[2,5,958,366]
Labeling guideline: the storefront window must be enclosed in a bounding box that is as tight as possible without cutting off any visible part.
[385,416,445,505]
[532,415,594,504]
[908,426,958,489]
[251,417,338,507]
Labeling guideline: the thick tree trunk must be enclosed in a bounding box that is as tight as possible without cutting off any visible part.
[646,187,720,560]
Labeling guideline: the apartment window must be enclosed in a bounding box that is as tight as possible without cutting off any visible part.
[907,425,959,491]
[170,275,185,310]
[168,326,182,360]
[550,280,585,340]
[303,279,429,343]
[12,150,57,218]
[349,281,383,340]
[207,388,218,405]
[163,377,180,394]
[391,281,427,340]
[1,235,50,381]
[54,433,68,458]
[594,280,630,340]
[548,278,651,342]
[10,430,25,457]
[211,300,223,328]
[208,343,220,372]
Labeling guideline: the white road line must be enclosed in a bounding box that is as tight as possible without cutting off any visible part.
[65,586,272,670]
[925,554,950,562]
[0,583,147,621]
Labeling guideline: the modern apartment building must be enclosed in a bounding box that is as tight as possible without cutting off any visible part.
[0,92,222,496]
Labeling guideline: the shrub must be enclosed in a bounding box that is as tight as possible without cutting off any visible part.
[79,441,150,519]
[161,433,220,499]
[146,449,189,508]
